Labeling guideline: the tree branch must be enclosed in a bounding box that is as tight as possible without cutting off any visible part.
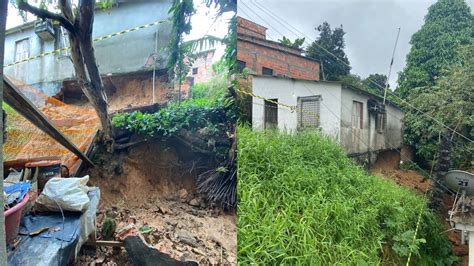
[18,0,75,33]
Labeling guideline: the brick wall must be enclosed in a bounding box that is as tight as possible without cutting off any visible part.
[238,38,320,81]
[237,16,267,39]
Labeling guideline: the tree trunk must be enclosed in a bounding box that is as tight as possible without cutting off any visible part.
[19,0,115,151]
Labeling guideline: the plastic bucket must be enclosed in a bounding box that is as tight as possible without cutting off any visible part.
[4,192,30,244]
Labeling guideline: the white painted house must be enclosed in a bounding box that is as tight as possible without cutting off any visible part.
[251,75,404,163]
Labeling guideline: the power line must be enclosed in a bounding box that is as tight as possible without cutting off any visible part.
[250,2,473,143]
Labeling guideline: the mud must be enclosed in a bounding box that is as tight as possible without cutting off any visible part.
[76,139,237,265]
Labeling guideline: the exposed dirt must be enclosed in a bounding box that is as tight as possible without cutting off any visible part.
[75,139,237,265]
[370,150,468,264]
[370,149,432,194]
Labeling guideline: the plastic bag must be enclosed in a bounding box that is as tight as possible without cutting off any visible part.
[36,176,92,213]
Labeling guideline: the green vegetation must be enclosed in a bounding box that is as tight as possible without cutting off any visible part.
[403,44,474,168]
[190,60,229,102]
[396,0,473,99]
[238,126,455,265]
[278,36,305,49]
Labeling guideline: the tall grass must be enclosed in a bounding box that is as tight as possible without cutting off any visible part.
[237,126,455,265]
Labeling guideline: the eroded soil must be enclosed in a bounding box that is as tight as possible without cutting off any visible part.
[75,139,237,265]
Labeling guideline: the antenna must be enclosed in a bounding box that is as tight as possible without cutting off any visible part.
[441,170,474,264]
[383,27,401,105]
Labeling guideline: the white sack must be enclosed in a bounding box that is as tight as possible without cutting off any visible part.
[36,176,91,213]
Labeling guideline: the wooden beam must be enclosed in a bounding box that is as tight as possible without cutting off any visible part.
[3,76,94,166]
[84,240,124,247]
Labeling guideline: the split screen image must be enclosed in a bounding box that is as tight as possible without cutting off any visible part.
[1,0,473,265]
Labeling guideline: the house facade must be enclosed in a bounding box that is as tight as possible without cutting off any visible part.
[237,16,320,81]
[251,75,404,163]
[4,0,173,99]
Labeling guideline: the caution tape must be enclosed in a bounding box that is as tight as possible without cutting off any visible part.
[236,87,321,120]
[5,19,167,68]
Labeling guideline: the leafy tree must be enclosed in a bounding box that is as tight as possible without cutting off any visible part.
[167,0,195,103]
[306,22,351,81]
[362,73,388,97]
[14,0,116,150]
[404,44,474,169]
[396,0,474,98]
[278,36,305,49]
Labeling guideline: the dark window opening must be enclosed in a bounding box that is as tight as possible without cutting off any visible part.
[192,67,198,75]
[237,60,246,73]
[264,99,278,129]
[262,67,273,76]
[297,96,321,130]
[188,76,195,87]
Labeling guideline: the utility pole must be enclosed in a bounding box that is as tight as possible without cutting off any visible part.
[0,0,9,264]
[383,27,400,105]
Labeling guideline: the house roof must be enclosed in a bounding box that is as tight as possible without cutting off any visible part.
[251,74,402,110]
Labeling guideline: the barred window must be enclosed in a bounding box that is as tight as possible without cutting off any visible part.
[297,96,321,130]
[352,101,363,129]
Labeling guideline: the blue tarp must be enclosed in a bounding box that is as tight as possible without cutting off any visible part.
[7,188,100,266]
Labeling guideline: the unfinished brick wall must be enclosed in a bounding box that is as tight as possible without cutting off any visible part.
[237,16,320,81]
[237,16,267,39]
[238,38,320,81]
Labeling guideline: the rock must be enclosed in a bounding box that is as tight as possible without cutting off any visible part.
[188,198,200,207]
[176,230,198,247]
[177,189,188,200]
[208,257,217,265]
[158,205,172,215]
[123,235,198,266]
[199,200,207,209]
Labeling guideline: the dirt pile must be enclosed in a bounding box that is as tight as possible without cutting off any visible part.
[370,150,432,194]
[79,139,237,265]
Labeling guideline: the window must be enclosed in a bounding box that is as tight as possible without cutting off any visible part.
[376,113,387,133]
[352,101,363,129]
[297,96,321,130]
[192,67,198,75]
[188,76,195,87]
[264,99,278,129]
[15,38,29,62]
[262,67,273,76]
[237,60,246,73]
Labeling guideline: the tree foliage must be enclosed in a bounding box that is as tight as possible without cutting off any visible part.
[396,0,474,98]
[362,73,388,97]
[278,36,305,49]
[404,44,474,169]
[167,0,195,98]
[306,22,351,81]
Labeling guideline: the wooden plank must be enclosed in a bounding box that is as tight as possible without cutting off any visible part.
[3,77,94,166]
[84,240,124,247]
[4,156,61,169]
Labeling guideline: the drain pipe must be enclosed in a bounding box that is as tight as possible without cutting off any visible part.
[152,26,158,104]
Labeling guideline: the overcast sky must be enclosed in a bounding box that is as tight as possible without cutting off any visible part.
[238,0,474,88]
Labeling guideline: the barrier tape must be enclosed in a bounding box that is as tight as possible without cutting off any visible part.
[5,19,167,68]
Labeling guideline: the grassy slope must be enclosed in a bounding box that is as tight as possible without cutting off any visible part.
[237,126,455,265]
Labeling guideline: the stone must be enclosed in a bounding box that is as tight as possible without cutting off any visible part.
[188,198,200,207]
[177,189,188,200]
[176,230,198,247]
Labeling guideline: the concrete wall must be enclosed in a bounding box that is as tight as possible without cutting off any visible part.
[251,76,405,157]
[4,0,172,96]
[340,87,404,155]
[252,76,342,140]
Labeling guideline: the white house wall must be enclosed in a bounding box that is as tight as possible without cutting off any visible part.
[340,87,404,154]
[252,76,342,141]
